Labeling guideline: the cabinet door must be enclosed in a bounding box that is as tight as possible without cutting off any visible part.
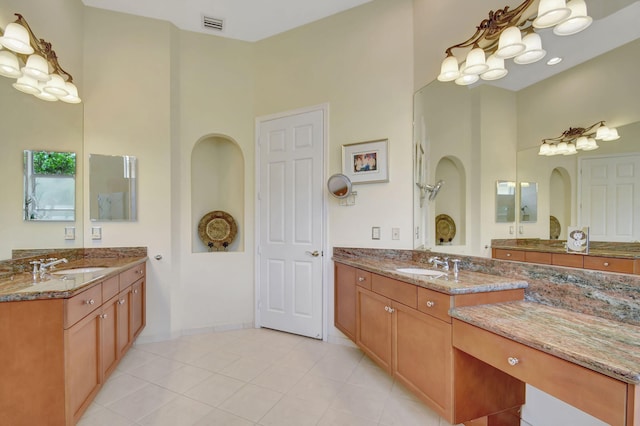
[334,263,357,341]
[393,302,452,419]
[65,310,101,423]
[117,288,131,358]
[101,296,119,379]
[356,287,392,373]
[131,278,145,339]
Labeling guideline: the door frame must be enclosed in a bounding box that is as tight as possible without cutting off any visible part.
[254,103,329,340]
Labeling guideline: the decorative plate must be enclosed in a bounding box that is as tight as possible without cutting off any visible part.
[550,215,561,240]
[435,214,456,243]
[198,210,238,250]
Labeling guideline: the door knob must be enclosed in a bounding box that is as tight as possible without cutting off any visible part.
[305,250,320,257]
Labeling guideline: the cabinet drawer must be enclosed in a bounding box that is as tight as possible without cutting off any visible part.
[64,285,103,329]
[493,249,525,261]
[524,251,551,264]
[355,269,372,290]
[417,287,451,323]
[120,264,146,291]
[102,276,120,301]
[372,274,417,309]
[552,253,584,268]
[453,320,627,426]
[583,256,634,274]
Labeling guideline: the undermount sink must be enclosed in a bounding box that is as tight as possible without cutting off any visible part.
[51,267,107,275]
[395,267,445,277]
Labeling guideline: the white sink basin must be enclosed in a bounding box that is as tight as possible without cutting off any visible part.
[51,267,107,275]
[395,268,445,277]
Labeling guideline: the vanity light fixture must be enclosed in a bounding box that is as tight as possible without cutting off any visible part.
[538,121,620,156]
[437,0,592,86]
[0,13,81,103]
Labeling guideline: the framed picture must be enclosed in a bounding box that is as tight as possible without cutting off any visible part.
[567,226,589,254]
[342,139,389,184]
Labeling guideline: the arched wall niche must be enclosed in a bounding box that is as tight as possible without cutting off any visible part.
[434,155,466,246]
[549,167,571,240]
[191,134,245,253]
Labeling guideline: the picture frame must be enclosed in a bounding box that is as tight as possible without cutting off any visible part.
[567,226,590,254]
[342,139,389,184]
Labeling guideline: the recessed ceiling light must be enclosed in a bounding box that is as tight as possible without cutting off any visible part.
[547,57,563,65]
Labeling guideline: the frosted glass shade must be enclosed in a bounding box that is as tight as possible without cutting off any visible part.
[34,82,58,101]
[582,138,598,151]
[463,47,489,75]
[0,23,34,54]
[514,33,547,64]
[481,54,508,80]
[437,55,460,82]
[554,0,592,35]
[22,54,50,81]
[13,75,40,95]
[495,27,526,59]
[563,143,577,155]
[555,141,569,154]
[455,71,479,86]
[533,0,571,28]
[575,136,589,149]
[43,74,69,97]
[0,50,22,78]
[60,82,81,104]
[538,143,552,155]
[603,128,620,141]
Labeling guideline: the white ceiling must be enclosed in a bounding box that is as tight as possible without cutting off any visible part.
[81,0,373,42]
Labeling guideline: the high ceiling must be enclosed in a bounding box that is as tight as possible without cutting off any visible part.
[81,0,373,42]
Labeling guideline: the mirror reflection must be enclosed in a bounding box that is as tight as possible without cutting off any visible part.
[89,154,137,221]
[496,181,516,223]
[23,150,76,221]
[519,182,537,223]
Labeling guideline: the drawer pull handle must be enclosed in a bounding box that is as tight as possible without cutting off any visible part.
[507,357,519,366]
[506,253,511,257]
[136,270,143,274]
[133,289,138,294]
[603,262,609,267]
[384,306,395,314]
[100,314,108,319]
[119,299,126,305]
[85,299,95,305]
[426,301,435,308]
[358,277,366,282]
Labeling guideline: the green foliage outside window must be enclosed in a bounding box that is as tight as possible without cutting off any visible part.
[33,151,76,175]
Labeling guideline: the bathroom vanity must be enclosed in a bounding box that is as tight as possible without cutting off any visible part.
[0,253,147,426]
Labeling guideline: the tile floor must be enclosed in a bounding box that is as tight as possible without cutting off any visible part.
[78,327,460,426]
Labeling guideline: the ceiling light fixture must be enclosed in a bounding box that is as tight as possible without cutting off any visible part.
[538,121,620,156]
[0,13,80,103]
[437,0,592,86]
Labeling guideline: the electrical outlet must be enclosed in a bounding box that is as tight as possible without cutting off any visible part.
[392,228,400,240]
[64,226,75,240]
[372,226,381,240]
[91,226,102,240]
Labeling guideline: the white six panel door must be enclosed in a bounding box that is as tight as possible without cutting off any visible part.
[258,108,324,338]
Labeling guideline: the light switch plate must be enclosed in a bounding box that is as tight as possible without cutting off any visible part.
[392,228,400,240]
[64,226,75,240]
[372,226,381,240]
[91,226,102,240]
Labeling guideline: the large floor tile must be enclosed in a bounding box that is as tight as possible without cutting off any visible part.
[106,383,179,422]
[218,383,283,422]
[257,395,327,426]
[138,395,215,426]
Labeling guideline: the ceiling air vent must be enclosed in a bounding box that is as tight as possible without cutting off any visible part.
[203,16,224,32]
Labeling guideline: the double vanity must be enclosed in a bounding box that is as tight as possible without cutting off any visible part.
[334,247,640,426]
[0,248,147,426]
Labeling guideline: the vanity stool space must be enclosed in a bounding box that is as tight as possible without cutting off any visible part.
[334,261,527,425]
[0,261,146,426]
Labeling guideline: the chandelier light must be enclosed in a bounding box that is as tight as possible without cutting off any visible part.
[538,121,620,156]
[437,0,592,86]
[0,13,80,103]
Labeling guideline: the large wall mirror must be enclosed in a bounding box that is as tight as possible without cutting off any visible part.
[413,1,640,254]
[89,154,138,221]
[23,150,76,221]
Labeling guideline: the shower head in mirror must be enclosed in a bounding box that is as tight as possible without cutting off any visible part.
[417,180,444,202]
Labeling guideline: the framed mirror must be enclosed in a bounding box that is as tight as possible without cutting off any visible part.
[519,182,538,223]
[23,150,76,221]
[89,154,137,221]
[496,181,516,223]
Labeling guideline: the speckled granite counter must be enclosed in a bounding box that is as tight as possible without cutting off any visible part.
[451,301,640,385]
[333,249,527,294]
[492,238,640,259]
[0,250,147,302]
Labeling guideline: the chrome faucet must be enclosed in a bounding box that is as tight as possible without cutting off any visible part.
[428,256,449,271]
[38,258,68,276]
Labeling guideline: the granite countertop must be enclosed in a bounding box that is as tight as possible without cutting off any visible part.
[0,256,147,302]
[451,301,640,385]
[334,255,528,295]
[492,239,640,259]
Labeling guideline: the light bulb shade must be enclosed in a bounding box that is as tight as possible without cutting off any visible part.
[547,144,558,156]
[603,128,620,141]
[538,143,551,155]
[554,0,592,35]
[556,141,569,154]
[34,81,58,101]
[575,136,589,149]
[563,143,577,155]
[43,73,69,97]
[454,70,479,86]
[582,137,598,151]
[514,33,547,64]
[533,0,571,28]
[0,23,34,55]
[595,125,611,140]
[0,50,22,78]
[12,75,40,95]
[60,82,81,104]
[481,54,508,80]
[495,27,526,59]
[22,54,51,81]
[463,47,489,75]
[437,55,460,82]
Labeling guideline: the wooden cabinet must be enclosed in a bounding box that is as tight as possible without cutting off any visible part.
[336,262,525,425]
[334,263,357,341]
[0,262,146,426]
[493,248,526,261]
